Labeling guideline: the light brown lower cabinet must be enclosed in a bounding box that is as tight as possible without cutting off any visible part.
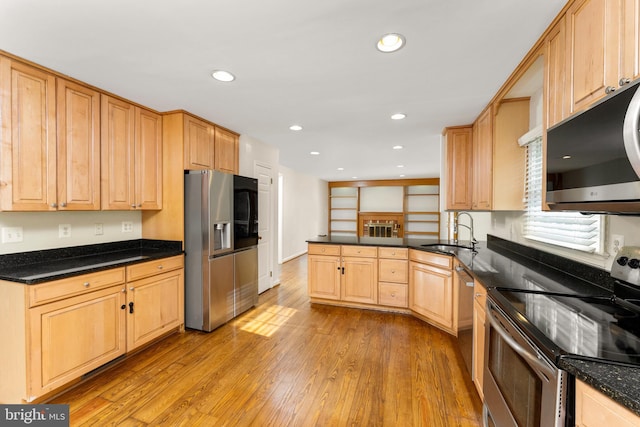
[378,247,409,308]
[409,249,454,333]
[126,261,184,351]
[29,284,127,399]
[472,281,487,399]
[575,379,640,426]
[0,256,184,403]
[308,244,379,305]
[308,244,341,300]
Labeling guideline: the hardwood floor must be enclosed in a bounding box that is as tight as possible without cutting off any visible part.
[51,255,483,426]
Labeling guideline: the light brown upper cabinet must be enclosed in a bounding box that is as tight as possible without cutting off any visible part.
[622,0,640,82]
[472,106,493,210]
[184,114,215,170]
[443,126,473,210]
[466,99,529,211]
[545,18,566,128]
[564,0,626,115]
[57,79,101,210]
[101,95,162,210]
[0,57,100,211]
[214,127,239,174]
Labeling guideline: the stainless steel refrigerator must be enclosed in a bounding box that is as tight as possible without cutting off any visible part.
[184,170,259,332]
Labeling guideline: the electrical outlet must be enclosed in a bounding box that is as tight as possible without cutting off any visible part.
[59,224,71,238]
[95,223,104,235]
[121,221,133,233]
[1,227,23,243]
[610,234,624,255]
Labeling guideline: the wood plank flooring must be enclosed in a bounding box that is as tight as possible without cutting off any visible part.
[51,255,483,426]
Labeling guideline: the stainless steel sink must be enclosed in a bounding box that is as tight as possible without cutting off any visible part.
[420,243,474,254]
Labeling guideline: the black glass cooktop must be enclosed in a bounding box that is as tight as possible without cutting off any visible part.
[490,288,640,367]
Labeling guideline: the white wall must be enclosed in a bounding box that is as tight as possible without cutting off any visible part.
[0,211,142,254]
[279,165,328,262]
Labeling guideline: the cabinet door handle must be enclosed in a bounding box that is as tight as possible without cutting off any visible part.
[341,267,345,274]
[121,304,126,310]
[83,282,90,287]
[157,265,163,270]
[131,204,136,208]
[605,86,616,94]
[130,287,135,291]
[129,302,134,313]
[620,77,631,86]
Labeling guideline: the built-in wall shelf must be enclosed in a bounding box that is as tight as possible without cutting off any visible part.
[328,178,440,239]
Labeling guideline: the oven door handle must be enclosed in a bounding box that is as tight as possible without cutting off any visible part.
[486,305,554,381]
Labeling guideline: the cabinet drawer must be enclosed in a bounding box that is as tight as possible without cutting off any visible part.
[127,255,184,282]
[409,249,452,269]
[474,281,487,309]
[29,268,126,307]
[308,244,341,256]
[379,283,408,308]
[379,259,408,283]
[341,245,377,258]
[378,247,408,259]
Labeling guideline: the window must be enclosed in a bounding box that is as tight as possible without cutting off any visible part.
[523,138,603,254]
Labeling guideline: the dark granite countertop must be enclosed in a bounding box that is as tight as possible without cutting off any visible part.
[0,239,183,284]
[307,234,640,415]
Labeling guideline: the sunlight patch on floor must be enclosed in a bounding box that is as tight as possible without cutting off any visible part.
[239,305,298,337]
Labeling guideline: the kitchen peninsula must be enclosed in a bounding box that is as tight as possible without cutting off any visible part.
[306,234,640,420]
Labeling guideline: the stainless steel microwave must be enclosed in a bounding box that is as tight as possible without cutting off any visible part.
[546,78,640,213]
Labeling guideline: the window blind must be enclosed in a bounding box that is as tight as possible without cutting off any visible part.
[523,139,603,253]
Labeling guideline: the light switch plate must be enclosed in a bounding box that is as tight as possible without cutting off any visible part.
[95,223,104,235]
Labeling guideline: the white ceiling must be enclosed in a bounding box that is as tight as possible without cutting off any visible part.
[0,0,565,182]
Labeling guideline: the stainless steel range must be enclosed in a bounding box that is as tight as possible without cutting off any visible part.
[483,246,640,427]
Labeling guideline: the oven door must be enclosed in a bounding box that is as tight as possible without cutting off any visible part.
[483,297,567,427]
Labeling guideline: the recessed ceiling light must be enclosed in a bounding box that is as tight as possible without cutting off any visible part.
[397,165,405,168]
[310,151,320,155]
[391,113,406,120]
[337,167,344,171]
[393,145,403,150]
[211,70,235,82]
[289,124,303,131]
[376,33,406,53]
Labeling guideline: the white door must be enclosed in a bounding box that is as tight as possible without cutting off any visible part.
[255,162,273,293]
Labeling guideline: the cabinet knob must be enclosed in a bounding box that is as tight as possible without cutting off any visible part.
[391,292,396,297]
[131,204,136,208]
[605,86,616,94]
[157,265,163,270]
[83,282,90,287]
[122,288,126,293]
[475,293,483,298]
[391,270,396,274]
[620,77,632,86]
[50,203,57,208]
[138,204,142,207]
[60,202,67,207]
[130,287,135,291]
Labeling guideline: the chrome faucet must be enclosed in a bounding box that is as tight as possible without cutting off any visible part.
[454,211,478,251]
